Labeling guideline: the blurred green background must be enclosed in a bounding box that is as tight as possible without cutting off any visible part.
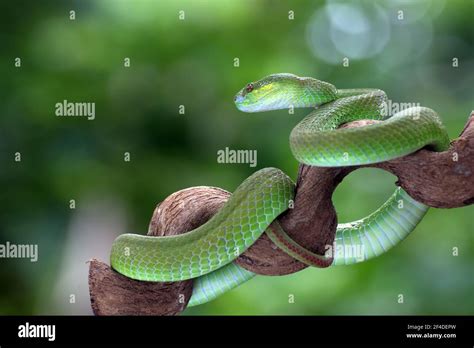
[0,0,472,315]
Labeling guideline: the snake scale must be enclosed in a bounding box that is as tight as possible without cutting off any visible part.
[110,73,450,307]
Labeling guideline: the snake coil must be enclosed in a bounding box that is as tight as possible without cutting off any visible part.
[110,73,453,308]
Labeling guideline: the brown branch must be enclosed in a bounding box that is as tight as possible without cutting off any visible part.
[89,112,474,315]
[89,187,229,315]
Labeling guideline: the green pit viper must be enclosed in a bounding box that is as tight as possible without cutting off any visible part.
[110,73,450,307]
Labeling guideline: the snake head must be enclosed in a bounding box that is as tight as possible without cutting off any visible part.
[234,73,300,112]
[234,73,337,112]
[234,82,266,113]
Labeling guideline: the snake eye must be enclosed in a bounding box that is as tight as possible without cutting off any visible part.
[245,83,254,93]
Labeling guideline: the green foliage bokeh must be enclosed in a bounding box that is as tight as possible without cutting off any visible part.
[0,0,472,314]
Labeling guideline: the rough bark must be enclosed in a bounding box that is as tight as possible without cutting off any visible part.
[89,112,474,315]
[88,259,192,315]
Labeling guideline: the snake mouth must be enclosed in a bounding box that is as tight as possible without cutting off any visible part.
[234,94,244,103]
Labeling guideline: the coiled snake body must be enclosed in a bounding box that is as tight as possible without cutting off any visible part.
[110,74,449,307]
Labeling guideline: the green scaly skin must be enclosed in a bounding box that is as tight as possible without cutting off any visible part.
[110,73,450,308]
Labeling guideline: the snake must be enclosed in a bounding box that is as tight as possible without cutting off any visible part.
[110,73,450,307]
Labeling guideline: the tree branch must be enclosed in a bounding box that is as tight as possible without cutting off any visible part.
[89,112,474,315]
